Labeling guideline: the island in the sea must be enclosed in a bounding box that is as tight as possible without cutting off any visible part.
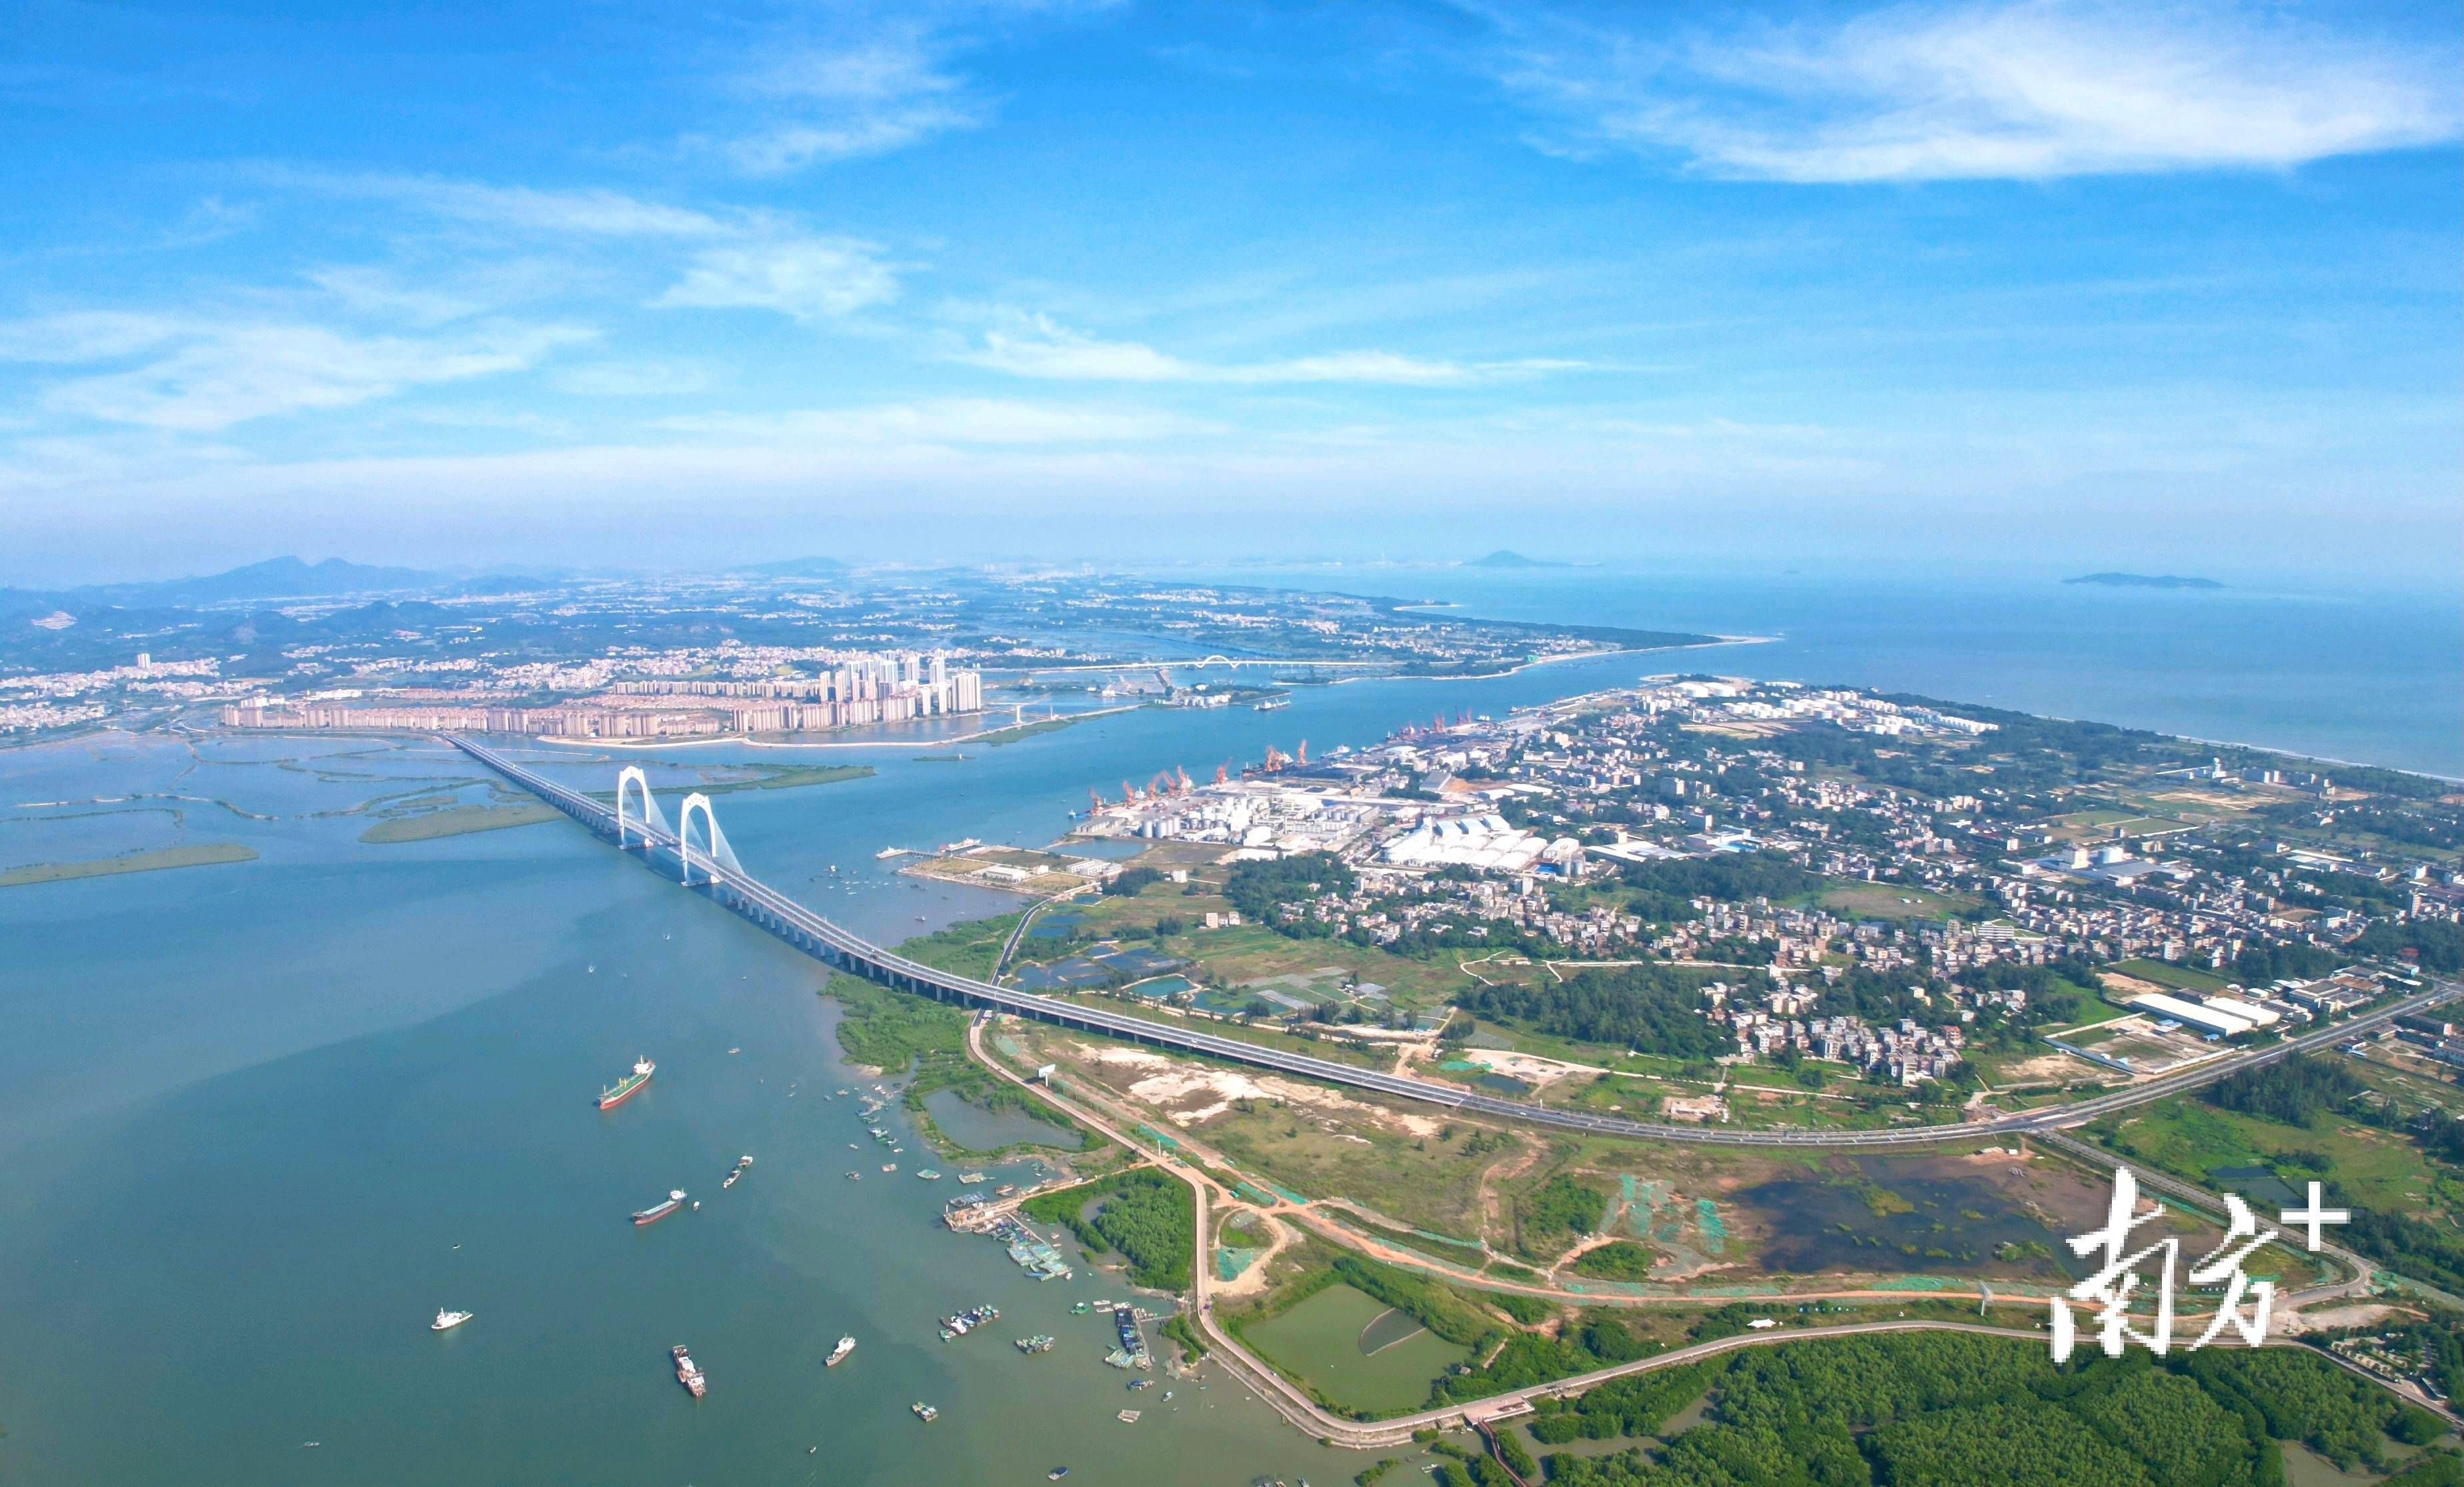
[2064,571,2224,589]
[1466,549,1570,569]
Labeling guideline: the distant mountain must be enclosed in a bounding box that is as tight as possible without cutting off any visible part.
[734,556,851,578]
[1467,550,1569,569]
[167,556,439,601]
[2065,572,2224,591]
[14,556,443,609]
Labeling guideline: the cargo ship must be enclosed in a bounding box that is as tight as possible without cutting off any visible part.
[827,1336,856,1367]
[672,1344,707,1398]
[634,1189,687,1226]
[723,1154,753,1189]
[598,1057,655,1110]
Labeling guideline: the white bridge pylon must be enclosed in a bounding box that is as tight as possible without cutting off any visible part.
[675,791,744,886]
[614,765,672,848]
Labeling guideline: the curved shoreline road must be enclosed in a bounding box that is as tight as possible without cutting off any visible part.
[964,1006,2456,1449]
[450,735,2457,1151]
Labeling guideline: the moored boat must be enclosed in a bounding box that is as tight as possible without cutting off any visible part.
[672,1344,708,1398]
[598,1057,655,1110]
[911,1402,938,1422]
[826,1336,856,1368]
[431,1308,473,1332]
[633,1189,687,1226]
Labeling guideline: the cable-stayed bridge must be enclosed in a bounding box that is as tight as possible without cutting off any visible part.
[449,735,2453,1150]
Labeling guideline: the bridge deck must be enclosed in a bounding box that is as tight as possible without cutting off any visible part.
[447,735,2451,1150]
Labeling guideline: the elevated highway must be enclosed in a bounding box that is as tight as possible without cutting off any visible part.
[449,735,2455,1150]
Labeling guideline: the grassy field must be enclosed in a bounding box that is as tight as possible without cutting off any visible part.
[894,911,1026,981]
[1027,868,1490,1015]
[2109,958,2235,994]
[582,763,872,801]
[2092,1098,2449,1238]
[359,802,560,843]
[978,715,1085,746]
[1172,924,1474,1008]
[713,762,872,792]
[1241,1282,1468,1414]
[2053,995,2142,1030]
[1816,882,1981,922]
[0,841,258,888]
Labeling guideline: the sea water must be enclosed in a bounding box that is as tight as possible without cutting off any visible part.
[1185,564,2464,778]
[0,731,1388,1486]
[1,566,2453,1480]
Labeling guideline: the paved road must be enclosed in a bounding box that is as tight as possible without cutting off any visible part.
[991,883,1096,982]
[463,729,2453,1446]
[451,735,2458,1153]
[959,1014,2046,1448]
[2031,1129,2377,1308]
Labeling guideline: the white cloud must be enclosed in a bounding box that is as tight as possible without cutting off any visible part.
[553,359,717,397]
[0,312,186,364]
[23,319,591,431]
[725,30,982,173]
[656,397,1208,445]
[305,267,489,326]
[654,236,902,321]
[305,174,729,237]
[963,315,1580,384]
[1493,1,2461,182]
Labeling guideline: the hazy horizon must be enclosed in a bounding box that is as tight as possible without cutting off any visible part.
[5,0,2458,587]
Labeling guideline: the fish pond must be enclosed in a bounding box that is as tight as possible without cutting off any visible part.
[1240,1282,1468,1416]
[922,1090,1086,1152]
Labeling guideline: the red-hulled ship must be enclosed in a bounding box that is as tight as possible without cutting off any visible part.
[598,1057,654,1110]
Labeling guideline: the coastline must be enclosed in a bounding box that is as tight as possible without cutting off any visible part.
[525,705,1142,754]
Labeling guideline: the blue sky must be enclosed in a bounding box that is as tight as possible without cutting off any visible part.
[1,0,2457,583]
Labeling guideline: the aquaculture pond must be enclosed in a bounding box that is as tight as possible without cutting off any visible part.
[921,1090,1086,1152]
[1242,1283,1468,1416]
